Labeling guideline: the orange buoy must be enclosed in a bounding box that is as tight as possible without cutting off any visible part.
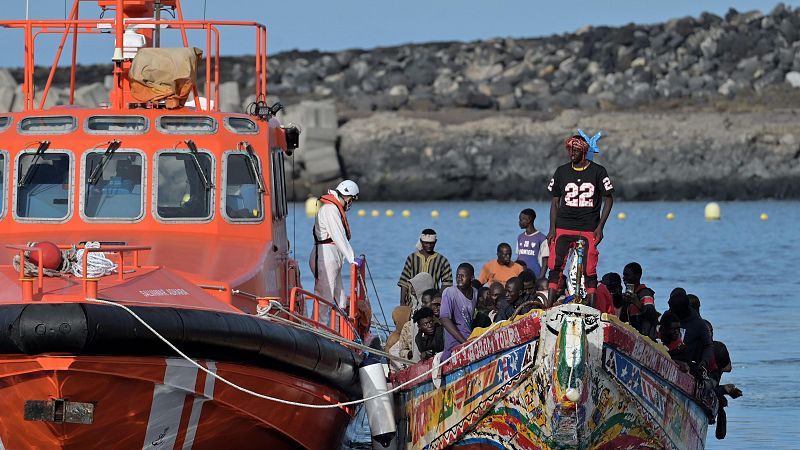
[29,241,62,270]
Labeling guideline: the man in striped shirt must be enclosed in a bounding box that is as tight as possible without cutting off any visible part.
[398,229,453,306]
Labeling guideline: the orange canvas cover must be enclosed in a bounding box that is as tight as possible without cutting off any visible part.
[128,47,202,108]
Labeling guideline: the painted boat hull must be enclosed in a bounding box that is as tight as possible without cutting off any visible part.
[0,354,353,450]
[395,304,712,450]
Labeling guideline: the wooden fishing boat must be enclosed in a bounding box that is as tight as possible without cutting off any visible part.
[393,303,717,449]
[0,1,371,449]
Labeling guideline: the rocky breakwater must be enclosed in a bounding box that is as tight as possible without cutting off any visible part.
[338,109,800,201]
[266,4,800,114]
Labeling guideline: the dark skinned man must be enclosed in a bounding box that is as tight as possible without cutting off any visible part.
[478,243,523,286]
[440,263,478,359]
[398,228,453,306]
[546,134,615,308]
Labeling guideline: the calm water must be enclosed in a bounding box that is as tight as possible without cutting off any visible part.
[288,200,800,449]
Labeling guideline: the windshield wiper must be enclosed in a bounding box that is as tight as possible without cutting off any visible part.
[184,140,213,190]
[240,141,266,193]
[18,141,51,189]
[88,140,122,185]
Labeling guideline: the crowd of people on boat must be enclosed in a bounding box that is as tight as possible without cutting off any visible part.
[310,132,740,439]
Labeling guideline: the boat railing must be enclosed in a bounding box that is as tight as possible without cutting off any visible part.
[288,287,359,342]
[0,0,269,111]
[6,243,152,301]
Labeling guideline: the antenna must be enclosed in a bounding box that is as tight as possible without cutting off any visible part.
[25,0,29,20]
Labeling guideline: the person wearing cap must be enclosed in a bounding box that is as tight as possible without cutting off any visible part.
[545,134,615,308]
[310,179,363,311]
[397,228,453,307]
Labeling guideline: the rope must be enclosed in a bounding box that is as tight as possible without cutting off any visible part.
[71,242,117,278]
[86,297,516,409]
[362,261,390,335]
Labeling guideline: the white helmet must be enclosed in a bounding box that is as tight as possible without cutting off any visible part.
[335,179,360,199]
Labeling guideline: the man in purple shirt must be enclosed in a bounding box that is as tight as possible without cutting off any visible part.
[440,263,478,359]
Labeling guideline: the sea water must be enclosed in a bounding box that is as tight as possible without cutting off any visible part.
[288,200,800,449]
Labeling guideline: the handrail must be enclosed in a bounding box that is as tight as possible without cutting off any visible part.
[0,15,267,113]
[349,259,372,338]
[288,287,359,342]
[6,245,44,290]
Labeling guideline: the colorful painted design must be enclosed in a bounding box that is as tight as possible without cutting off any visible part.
[405,342,537,449]
[398,304,711,450]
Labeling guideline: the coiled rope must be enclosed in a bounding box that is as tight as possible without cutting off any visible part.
[71,241,117,278]
[86,297,532,409]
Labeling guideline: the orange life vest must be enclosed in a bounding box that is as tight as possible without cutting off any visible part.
[312,193,351,279]
[316,194,351,242]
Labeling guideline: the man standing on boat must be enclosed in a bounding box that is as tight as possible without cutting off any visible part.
[397,229,453,307]
[546,134,614,308]
[310,180,363,311]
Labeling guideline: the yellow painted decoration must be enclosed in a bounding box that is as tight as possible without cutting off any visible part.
[371,210,380,217]
[666,212,675,220]
[402,210,411,218]
[304,196,319,217]
[617,212,626,220]
[704,202,721,220]
[357,209,366,217]
[385,209,395,217]
[431,210,440,218]
[760,213,768,221]
[458,210,470,219]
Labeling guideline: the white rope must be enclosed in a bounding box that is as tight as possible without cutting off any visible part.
[71,242,117,278]
[85,297,528,409]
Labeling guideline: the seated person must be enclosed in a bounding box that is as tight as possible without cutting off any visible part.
[594,281,617,315]
[601,272,624,317]
[623,262,660,340]
[667,288,713,370]
[414,307,444,360]
[658,310,692,373]
[440,263,478,359]
[472,293,494,329]
[429,290,442,323]
[478,243,523,286]
[495,277,532,321]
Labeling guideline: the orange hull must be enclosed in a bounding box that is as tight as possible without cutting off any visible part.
[0,355,352,450]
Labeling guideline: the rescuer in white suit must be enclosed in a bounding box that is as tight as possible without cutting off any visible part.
[310,180,364,311]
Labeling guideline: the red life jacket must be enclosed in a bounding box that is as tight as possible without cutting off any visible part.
[628,283,655,315]
[316,194,351,242]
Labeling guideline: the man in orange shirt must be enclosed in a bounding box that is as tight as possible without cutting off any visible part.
[478,243,523,286]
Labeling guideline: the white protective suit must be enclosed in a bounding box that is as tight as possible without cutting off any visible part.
[309,190,356,310]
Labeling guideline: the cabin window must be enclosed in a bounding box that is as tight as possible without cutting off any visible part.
[18,116,77,134]
[0,117,11,132]
[86,116,148,134]
[156,116,217,134]
[155,151,214,220]
[224,117,258,134]
[82,151,145,221]
[223,152,263,222]
[15,151,72,220]
[270,150,287,220]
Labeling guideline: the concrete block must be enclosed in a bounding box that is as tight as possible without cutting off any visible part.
[0,86,15,112]
[220,81,241,112]
[302,145,341,182]
[0,69,17,89]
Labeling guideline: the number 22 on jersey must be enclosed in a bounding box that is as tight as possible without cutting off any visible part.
[564,182,595,207]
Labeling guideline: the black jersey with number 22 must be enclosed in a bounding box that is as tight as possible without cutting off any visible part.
[547,161,614,232]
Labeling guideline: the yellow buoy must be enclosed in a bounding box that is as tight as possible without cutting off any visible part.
[704,202,721,221]
[371,209,380,217]
[760,213,768,221]
[402,210,411,218]
[385,209,395,217]
[357,209,366,217]
[617,212,627,220]
[304,195,319,217]
[458,210,470,219]
[666,212,675,220]
[431,210,440,218]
